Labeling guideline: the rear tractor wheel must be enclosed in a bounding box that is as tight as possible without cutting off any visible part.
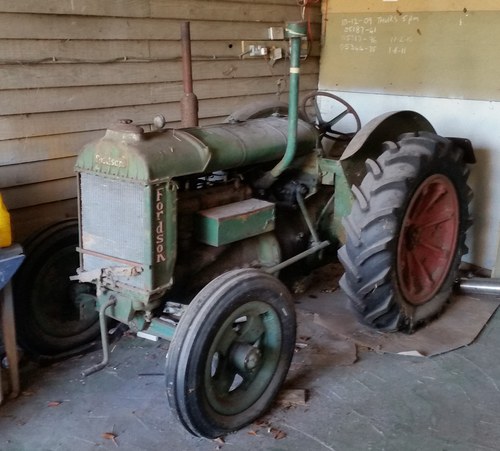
[338,132,472,331]
[165,268,296,438]
[14,220,100,358]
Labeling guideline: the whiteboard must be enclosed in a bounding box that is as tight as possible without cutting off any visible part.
[320,9,500,101]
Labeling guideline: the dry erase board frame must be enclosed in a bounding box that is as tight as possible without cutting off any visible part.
[321,8,500,101]
[328,1,500,14]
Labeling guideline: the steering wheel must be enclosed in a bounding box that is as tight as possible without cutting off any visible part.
[300,91,361,141]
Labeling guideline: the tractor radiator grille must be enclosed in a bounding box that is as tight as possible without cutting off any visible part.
[80,173,147,286]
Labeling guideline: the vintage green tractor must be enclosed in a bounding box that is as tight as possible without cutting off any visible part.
[13,22,474,437]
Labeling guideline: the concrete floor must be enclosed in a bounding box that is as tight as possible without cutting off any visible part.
[2,273,500,451]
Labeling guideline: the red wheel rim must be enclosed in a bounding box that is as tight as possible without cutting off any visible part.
[397,174,459,305]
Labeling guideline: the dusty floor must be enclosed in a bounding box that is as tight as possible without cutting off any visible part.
[2,268,500,451]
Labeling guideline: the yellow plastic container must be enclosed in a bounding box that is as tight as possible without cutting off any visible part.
[0,193,12,248]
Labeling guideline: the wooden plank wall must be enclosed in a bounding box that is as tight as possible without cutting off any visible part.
[0,0,321,241]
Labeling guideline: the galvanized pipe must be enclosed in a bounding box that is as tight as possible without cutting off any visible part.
[458,278,500,295]
[180,21,199,127]
[81,296,117,377]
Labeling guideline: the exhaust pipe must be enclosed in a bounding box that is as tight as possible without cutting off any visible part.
[256,21,307,189]
[180,22,199,127]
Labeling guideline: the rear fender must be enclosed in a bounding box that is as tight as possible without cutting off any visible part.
[339,110,435,187]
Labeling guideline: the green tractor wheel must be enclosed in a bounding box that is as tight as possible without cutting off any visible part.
[14,219,100,358]
[165,268,296,438]
[338,132,472,331]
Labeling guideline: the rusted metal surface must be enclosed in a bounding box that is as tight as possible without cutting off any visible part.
[81,297,117,377]
[195,198,275,247]
[180,22,199,127]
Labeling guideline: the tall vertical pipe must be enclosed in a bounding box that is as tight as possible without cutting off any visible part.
[180,22,199,127]
[257,22,307,189]
[271,21,307,177]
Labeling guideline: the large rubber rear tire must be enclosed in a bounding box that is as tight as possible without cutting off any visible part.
[165,268,296,438]
[13,219,100,357]
[338,132,472,331]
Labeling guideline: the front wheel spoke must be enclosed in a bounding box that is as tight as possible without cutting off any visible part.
[238,370,258,389]
[216,328,239,356]
[238,314,266,344]
[212,358,238,394]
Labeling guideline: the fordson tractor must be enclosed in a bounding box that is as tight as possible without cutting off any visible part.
[13,22,474,438]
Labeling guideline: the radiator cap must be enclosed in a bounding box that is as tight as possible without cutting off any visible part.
[108,119,144,135]
[105,119,144,142]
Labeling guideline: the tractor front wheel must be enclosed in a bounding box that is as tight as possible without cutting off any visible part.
[165,268,296,438]
[338,132,472,331]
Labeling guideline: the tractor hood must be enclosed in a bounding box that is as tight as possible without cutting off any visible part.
[75,116,317,184]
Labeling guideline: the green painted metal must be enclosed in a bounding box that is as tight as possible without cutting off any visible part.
[145,318,176,341]
[73,19,345,349]
[76,117,317,184]
[79,178,177,301]
[256,232,281,269]
[147,181,177,291]
[319,157,352,245]
[269,21,308,180]
[195,199,275,247]
[95,289,135,324]
[76,128,211,183]
[204,300,282,415]
[187,117,318,171]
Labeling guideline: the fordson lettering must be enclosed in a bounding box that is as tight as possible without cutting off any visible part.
[95,154,127,168]
[155,186,167,263]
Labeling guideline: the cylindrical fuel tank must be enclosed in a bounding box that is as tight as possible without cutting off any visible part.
[186,117,317,172]
[75,117,318,183]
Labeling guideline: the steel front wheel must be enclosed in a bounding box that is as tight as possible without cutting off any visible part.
[338,132,472,331]
[165,268,296,438]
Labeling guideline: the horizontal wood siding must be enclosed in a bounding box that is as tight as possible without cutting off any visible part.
[0,0,321,241]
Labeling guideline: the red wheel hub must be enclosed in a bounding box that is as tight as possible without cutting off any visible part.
[397,174,459,305]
